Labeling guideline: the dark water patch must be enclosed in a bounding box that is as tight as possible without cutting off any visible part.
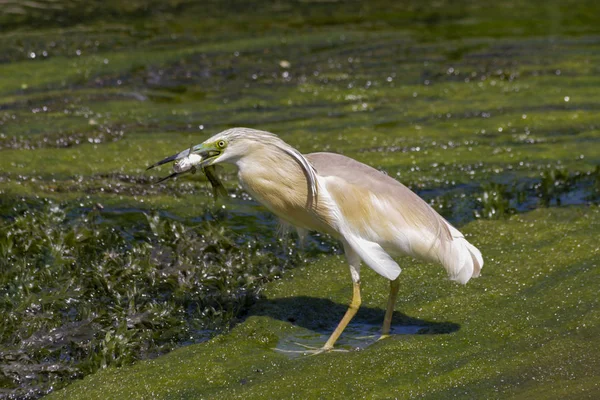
[418,36,600,86]
[0,194,49,220]
[457,36,599,62]
[76,46,294,96]
[75,173,168,197]
[420,167,600,223]
[0,171,219,199]
[0,204,312,399]
[69,178,206,197]
[421,62,520,85]
[64,33,449,101]
[334,164,600,224]
[372,107,600,133]
[0,90,152,112]
[3,162,598,227]
[0,0,181,33]
[84,57,214,93]
[0,127,125,150]
[0,193,340,394]
[0,26,141,64]
[3,1,600,39]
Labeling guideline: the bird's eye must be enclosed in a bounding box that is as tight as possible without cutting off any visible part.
[217,140,226,149]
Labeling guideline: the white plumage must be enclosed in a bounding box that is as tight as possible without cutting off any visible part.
[150,127,484,352]
[305,152,483,285]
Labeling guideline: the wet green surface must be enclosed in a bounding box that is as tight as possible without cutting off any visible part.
[1,0,599,398]
[47,207,600,399]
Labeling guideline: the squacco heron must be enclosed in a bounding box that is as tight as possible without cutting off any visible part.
[149,127,483,352]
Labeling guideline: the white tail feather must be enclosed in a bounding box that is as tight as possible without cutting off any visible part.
[438,235,484,285]
[432,222,483,284]
[465,240,483,278]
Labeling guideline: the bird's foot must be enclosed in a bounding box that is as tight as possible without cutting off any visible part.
[351,334,379,340]
[274,342,348,356]
[377,333,392,341]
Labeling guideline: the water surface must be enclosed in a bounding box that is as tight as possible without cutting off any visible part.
[1,1,599,398]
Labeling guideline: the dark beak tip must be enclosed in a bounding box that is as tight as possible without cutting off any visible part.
[145,153,182,171]
[155,172,180,184]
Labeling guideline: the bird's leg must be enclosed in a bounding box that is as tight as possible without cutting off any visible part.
[275,246,362,356]
[322,280,361,351]
[381,277,400,339]
[273,281,360,356]
[321,245,362,351]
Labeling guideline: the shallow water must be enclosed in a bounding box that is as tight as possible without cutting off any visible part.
[1,0,600,398]
[276,322,425,358]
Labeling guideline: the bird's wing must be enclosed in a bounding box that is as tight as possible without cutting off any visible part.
[307,152,483,283]
[306,152,453,244]
[343,233,402,280]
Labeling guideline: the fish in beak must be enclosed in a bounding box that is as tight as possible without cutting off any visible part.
[147,145,227,197]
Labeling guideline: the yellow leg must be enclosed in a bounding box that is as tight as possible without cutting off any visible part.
[322,281,361,351]
[381,277,400,337]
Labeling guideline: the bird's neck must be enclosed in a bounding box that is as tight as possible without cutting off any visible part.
[234,151,335,234]
[235,151,308,208]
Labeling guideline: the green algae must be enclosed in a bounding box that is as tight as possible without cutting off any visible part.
[1,0,600,398]
[47,206,600,399]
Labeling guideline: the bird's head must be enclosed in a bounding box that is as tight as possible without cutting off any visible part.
[147,127,271,172]
[190,127,264,167]
[147,127,318,204]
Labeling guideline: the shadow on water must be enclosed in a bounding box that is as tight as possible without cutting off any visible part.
[248,296,460,356]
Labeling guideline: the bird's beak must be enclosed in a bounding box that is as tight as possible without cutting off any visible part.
[146,147,192,170]
[146,142,220,171]
[146,142,223,183]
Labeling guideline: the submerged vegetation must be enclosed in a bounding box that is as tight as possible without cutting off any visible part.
[1,0,599,398]
[0,204,302,398]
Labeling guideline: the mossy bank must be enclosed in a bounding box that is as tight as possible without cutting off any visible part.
[1,0,599,398]
[48,207,600,399]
